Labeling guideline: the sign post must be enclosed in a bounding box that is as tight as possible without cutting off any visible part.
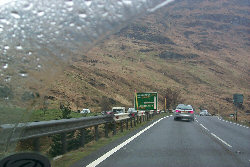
[134,92,158,111]
[165,97,166,113]
[233,94,243,122]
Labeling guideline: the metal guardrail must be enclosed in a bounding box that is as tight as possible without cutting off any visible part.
[0,115,113,142]
[0,112,160,154]
[113,113,130,121]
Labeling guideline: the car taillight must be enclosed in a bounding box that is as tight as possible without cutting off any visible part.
[188,111,194,114]
[176,110,180,113]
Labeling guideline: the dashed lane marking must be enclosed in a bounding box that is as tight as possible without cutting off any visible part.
[200,124,209,131]
[211,133,232,148]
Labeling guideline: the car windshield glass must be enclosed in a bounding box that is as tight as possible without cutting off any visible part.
[178,106,193,110]
[0,0,249,166]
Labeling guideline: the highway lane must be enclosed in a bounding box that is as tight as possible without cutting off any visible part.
[72,115,249,167]
[196,116,250,164]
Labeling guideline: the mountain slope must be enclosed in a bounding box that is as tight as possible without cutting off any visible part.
[48,0,249,120]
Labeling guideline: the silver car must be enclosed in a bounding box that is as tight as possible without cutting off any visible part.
[174,104,194,121]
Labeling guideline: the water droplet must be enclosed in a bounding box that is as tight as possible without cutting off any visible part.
[27,51,32,55]
[37,64,42,68]
[79,13,87,18]
[0,27,3,32]
[23,3,33,11]
[0,19,10,25]
[37,11,45,17]
[2,64,8,69]
[123,0,132,6]
[51,22,56,25]
[67,7,73,11]
[65,0,74,6]
[4,76,11,82]
[37,34,44,38]
[85,1,92,7]
[4,97,9,100]
[4,46,9,50]
[69,23,74,27]
[19,71,28,77]
[11,11,21,19]
[16,45,23,50]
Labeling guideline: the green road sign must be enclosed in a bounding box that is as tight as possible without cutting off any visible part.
[233,94,243,105]
[135,92,158,111]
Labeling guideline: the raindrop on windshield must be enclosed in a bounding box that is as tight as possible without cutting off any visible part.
[16,45,23,50]
[23,3,33,11]
[19,71,28,77]
[85,1,92,7]
[65,0,74,6]
[10,11,21,19]
[37,11,45,17]
[2,64,8,69]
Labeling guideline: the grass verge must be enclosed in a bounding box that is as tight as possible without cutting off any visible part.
[51,113,170,167]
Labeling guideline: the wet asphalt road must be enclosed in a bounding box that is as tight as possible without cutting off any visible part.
[72,115,250,167]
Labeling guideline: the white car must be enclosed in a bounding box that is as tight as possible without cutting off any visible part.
[200,110,209,116]
[80,109,91,114]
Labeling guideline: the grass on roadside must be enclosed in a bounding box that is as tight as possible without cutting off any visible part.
[51,113,169,167]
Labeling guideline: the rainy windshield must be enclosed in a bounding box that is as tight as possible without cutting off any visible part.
[0,0,249,166]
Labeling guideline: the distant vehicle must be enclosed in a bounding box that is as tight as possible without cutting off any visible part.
[80,108,91,114]
[174,104,194,121]
[112,107,125,114]
[200,110,209,116]
[127,108,137,117]
[104,111,113,115]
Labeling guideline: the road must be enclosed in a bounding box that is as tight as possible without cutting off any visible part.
[72,115,250,167]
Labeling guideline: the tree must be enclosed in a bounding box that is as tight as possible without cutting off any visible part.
[100,96,114,111]
[42,96,49,115]
[164,88,183,110]
[59,102,72,119]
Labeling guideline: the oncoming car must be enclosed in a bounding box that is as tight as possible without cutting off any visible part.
[174,104,194,121]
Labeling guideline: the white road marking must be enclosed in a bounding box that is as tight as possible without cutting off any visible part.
[195,120,198,123]
[200,124,209,131]
[170,115,173,117]
[86,117,165,167]
[211,133,232,148]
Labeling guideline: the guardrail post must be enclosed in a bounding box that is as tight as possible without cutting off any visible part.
[134,117,136,127]
[120,121,123,133]
[61,132,67,154]
[140,116,142,124]
[126,119,128,130]
[95,125,99,141]
[33,137,40,152]
[105,123,109,138]
[130,117,133,128]
[80,128,85,147]
[113,122,116,135]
